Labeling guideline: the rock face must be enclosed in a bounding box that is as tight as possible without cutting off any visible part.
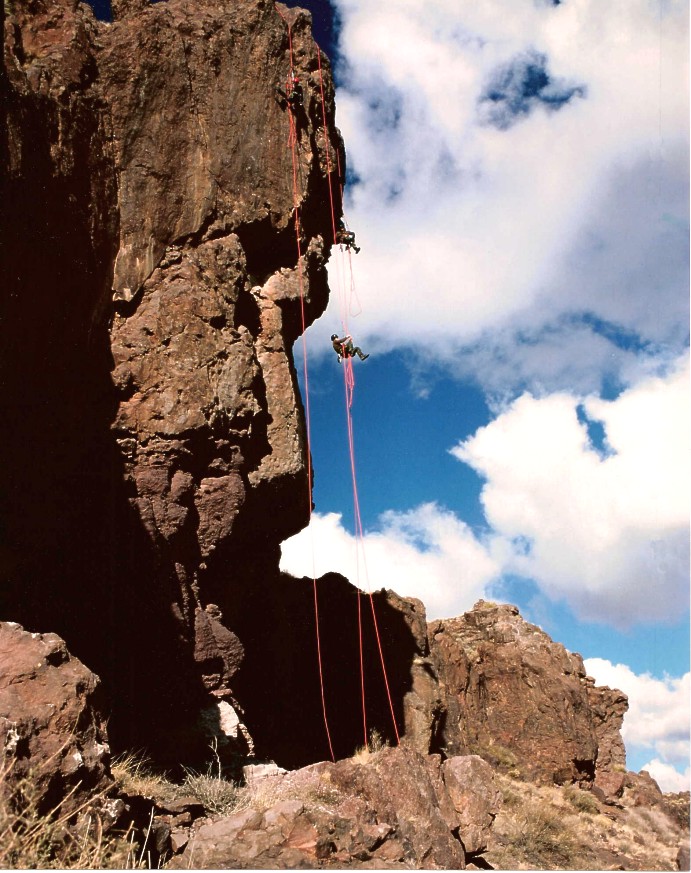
[0,622,111,814]
[2,0,342,763]
[170,746,501,869]
[428,600,624,787]
[586,677,629,799]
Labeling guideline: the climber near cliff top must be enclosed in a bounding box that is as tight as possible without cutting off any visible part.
[331,334,369,362]
[287,73,303,109]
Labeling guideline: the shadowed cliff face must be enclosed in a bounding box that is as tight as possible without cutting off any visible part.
[1,0,347,764]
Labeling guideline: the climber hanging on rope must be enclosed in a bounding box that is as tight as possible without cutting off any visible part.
[335,219,360,253]
[331,333,369,362]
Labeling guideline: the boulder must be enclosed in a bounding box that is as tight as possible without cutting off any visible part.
[0,622,111,814]
[429,600,626,786]
[442,755,502,854]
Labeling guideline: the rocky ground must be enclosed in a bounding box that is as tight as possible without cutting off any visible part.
[1,614,688,870]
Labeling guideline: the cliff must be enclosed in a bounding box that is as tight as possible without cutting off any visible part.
[2,0,341,763]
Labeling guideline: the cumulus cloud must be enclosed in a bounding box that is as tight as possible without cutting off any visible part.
[312,0,689,396]
[451,356,690,626]
[280,503,500,619]
[585,657,690,792]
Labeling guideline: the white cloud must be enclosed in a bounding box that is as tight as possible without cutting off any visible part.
[585,657,690,792]
[313,0,689,394]
[280,503,500,619]
[451,356,690,627]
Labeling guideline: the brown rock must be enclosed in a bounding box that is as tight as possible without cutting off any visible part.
[2,0,341,764]
[624,769,665,807]
[429,600,623,785]
[594,769,627,803]
[587,678,629,798]
[0,622,111,814]
[193,605,244,693]
[96,0,339,756]
[111,0,151,20]
[442,755,502,854]
[173,746,471,869]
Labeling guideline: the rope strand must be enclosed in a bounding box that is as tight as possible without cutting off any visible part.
[275,2,335,763]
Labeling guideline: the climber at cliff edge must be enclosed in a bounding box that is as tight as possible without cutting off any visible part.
[287,73,303,109]
[331,334,369,362]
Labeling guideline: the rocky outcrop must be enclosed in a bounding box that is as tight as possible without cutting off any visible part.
[169,746,501,869]
[586,677,629,800]
[2,0,342,764]
[0,622,111,814]
[0,5,666,870]
[428,600,621,787]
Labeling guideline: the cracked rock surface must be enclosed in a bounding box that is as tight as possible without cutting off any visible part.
[2,0,341,762]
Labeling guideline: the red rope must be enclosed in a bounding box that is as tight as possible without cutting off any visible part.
[278,3,400,753]
[357,588,367,748]
[341,357,401,746]
[316,49,338,247]
[316,32,399,748]
[315,40,363,325]
[275,1,335,764]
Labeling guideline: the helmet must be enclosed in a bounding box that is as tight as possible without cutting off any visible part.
[331,334,338,340]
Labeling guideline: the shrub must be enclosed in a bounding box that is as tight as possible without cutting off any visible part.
[475,742,518,770]
[564,786,600,815]
[0,760,137,869]
[111,753,176,802]
[354,728,389,763]
[181,770,240,816]
[505,804,576,867]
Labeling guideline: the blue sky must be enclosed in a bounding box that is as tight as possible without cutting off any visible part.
[279,0,690,790]
[84,0,689,791]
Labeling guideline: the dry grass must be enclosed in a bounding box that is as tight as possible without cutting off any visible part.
[487,773,688,870]
[113,750,242,817]
[111,753,177,802]
[495,801,577,868]
[0,759,138,869]
[180,770,241,816]
[473,741,520,773]
[353,728,389,764]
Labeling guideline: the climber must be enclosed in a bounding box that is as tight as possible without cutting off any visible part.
[287,73,304,110]
[335,219,360,253]
[331,333,369,362]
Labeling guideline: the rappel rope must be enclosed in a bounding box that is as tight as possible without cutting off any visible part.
[341,357,401,747]
[275,3,399,754]
[314,49,400,747]
[274,1,335,764]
